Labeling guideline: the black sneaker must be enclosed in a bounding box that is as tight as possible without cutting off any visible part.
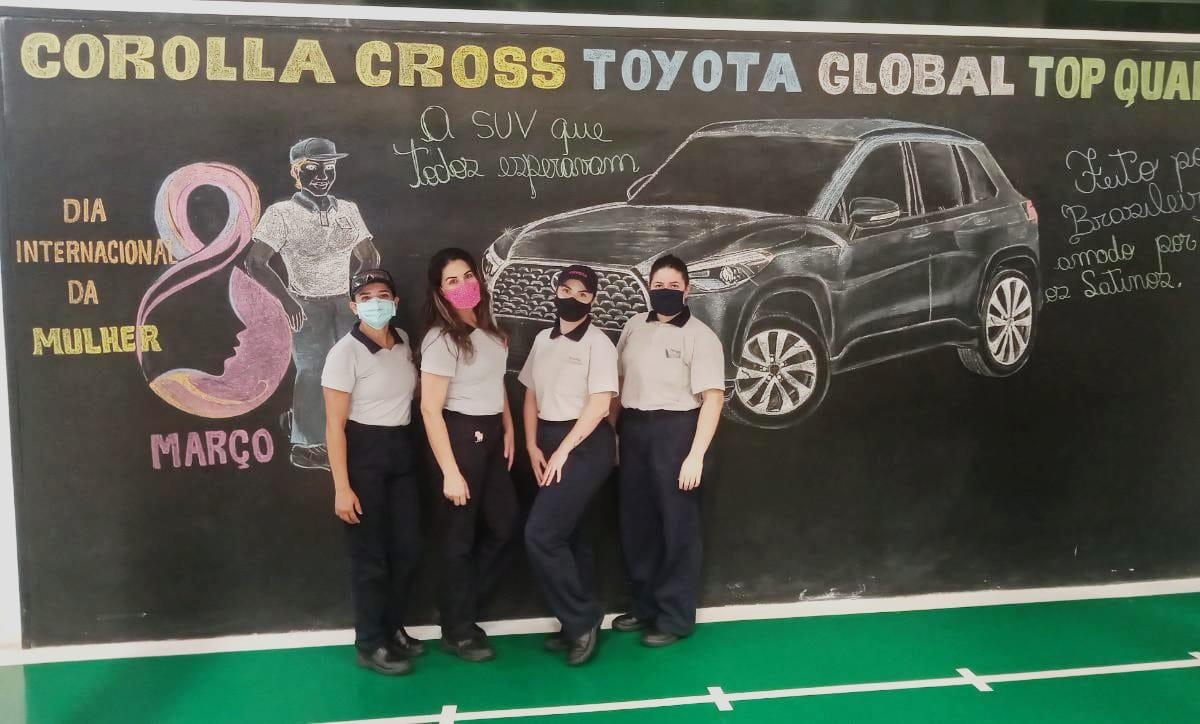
[356,645,413,675]
[392,628,426,658]
[441,635,496,663]
[290,444,329,471]
[566,624,600,666]
[640,628,682,648]
[543,632,568,652]
[612,613,651,632]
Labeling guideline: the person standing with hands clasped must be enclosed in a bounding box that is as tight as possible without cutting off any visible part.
[610,254,725,648]
[520,265,619,667]
[321,268,425,676]
[418,249,518,664]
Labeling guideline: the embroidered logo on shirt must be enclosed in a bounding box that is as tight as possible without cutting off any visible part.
[474,430,484,443]
[567,354,585,365]
[665,347,682,359]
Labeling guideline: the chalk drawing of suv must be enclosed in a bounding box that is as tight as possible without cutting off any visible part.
[483,119,1041,429]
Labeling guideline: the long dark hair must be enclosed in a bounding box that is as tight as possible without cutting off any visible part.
[420,247,507,363]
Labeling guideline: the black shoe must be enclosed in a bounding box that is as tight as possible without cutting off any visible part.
[566,624,600,666]
[290,444,329,471]
[356,646,413,675]
[392,628,426,658]
[543,632,568,652]
[441,635,496,663]
[641,629,682,648]
[612,613,650,632]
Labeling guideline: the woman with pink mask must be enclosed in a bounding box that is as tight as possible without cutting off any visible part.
[418,248,518,663]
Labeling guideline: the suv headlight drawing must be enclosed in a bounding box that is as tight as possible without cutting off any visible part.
[688,250,774,292]
[482,244,504,284]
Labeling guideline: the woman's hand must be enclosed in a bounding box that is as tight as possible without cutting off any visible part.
[443,471,471,507]
[678,453,704,491]
[334,487,362,524]
[529,445,548,483]
[541,446,571,487]
[504,424,516,471]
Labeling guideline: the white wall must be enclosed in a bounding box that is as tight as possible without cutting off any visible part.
[0,219,21,650]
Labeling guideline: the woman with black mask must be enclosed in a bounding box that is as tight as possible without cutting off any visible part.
[609,254,725,648]
[518,264,619,666]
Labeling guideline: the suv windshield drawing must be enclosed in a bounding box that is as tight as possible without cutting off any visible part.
[484,119,1040,429]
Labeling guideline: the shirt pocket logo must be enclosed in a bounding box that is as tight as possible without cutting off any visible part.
[567,354,585,365]
[665,347,682,359]
[335,217,353,230]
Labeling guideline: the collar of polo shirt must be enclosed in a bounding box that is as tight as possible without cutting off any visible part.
[293,190,339,212]
[550,315,591,342]
[351,322,405,354]
[646,306,692,328]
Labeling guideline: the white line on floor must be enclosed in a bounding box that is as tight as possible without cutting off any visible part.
[315,650,1200,723]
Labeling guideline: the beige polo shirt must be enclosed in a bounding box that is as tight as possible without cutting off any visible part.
[617,308,725,411]
[420,326,508,416]
[253,193,372,298]
[518,319,619,422]
[321,324,417,426]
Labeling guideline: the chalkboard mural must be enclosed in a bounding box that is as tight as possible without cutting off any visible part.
[487,119,1040,426]
[5,7,1200,646]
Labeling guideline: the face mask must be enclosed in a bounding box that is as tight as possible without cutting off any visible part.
[649,288,686,317]
[443,278,482,311]
[555,296,591,323]
[356,298,396,330]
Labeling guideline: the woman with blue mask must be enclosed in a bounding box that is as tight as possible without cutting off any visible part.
[321,268,424,675]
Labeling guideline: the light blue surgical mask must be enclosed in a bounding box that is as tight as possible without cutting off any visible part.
[355,298,396,330]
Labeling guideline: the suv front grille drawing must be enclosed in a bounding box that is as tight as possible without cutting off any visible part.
[492,263,649,331]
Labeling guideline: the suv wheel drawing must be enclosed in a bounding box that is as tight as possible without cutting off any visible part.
[959,268,1036,377]
[732,314,829,428]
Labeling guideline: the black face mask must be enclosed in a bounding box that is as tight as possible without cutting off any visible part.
[649,288,686,317]
[555,296,591,323]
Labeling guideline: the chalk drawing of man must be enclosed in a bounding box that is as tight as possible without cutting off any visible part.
[246,138,381,471]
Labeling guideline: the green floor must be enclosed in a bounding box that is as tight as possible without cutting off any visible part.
[4,593,1200,723]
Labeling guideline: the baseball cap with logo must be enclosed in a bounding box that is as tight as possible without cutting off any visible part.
[556,264,598,295]
[350,268,396,298]
[289,137,349,164]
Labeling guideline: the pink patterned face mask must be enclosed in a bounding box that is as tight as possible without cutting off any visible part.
[443,278,482,310]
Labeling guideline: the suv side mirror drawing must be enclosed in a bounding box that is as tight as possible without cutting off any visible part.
[849,197,901,233]
[626,174,653,201]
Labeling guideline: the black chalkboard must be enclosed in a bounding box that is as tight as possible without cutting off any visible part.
[4,7,1200,646]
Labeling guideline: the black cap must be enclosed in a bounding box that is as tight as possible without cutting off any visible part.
[350,268,396,298]
[556,264,598,295]
[290,137,348,164]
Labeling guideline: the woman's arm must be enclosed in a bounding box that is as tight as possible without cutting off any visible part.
[678,389,724,490]
[502,388,516,471]
[524,386,547,481]
[323,387,361,523]
[541,391,613,485]
[420,373,469,506]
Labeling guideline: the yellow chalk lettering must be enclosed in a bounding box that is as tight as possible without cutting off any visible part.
[396,42,443,87]
[162,35,200,80]
[355,40,391,87]
[531,46,566,89]
[206,37,236,81]
[451,45,488,88]
[63,34,104,79]
[279,39,334,84]
[32,328,60,355]
[493,46,527,89]
[104,34,154,80]
[243,37,276,82]
[20,32,60,79]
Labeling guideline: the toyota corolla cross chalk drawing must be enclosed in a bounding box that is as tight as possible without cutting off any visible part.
[484,118,1041,429]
